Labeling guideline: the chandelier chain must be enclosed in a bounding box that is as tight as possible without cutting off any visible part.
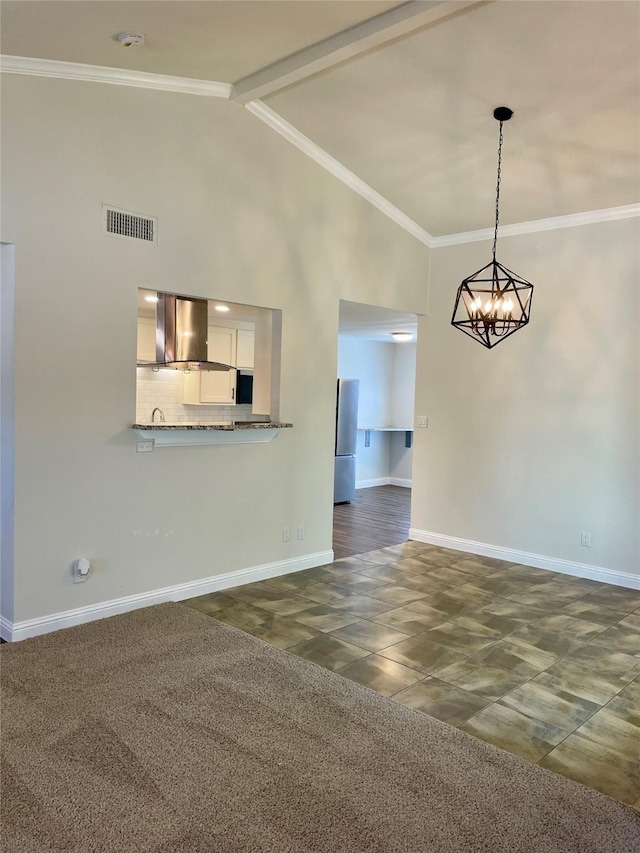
[492,120,504,262]
[451,106,534,349]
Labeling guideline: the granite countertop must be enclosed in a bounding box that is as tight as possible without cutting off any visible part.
[133,421,293,431]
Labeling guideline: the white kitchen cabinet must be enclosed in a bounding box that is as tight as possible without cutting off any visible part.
[202,327,236,403]
[137,317,156,362]
[183,325,237,405]
[235,329,254,369]
[198,368,236,404]
[208,326,236,366]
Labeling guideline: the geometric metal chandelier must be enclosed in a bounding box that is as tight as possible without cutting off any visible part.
[451,107,534,349]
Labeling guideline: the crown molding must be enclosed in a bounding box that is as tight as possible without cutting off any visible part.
[0,55,233,98]
[431,203,640,247]
[245,100,434,247]
[1,54,431,245]
[2,55,636,248]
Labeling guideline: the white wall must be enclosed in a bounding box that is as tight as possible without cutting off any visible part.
[337,337,394,427]
[4,74,634,637]
[389,432,413,483]
[0,74,428,630]
[391,342,417,428]
[337,337,416,486]
[412,219,639,582]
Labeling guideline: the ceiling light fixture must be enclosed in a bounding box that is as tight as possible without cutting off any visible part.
[390,331,413,342]
[214,305,230,313]
[451,107,534,349]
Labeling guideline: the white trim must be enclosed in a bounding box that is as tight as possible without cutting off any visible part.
[0,55,232,98]
[431,204,640,247]
[245,101,434,247]
[389,478,412,488]
[232,1,478,104]
[0,244,16,635]
[356,477,412,489]
[0,550,333,642]
[356,477,391,489]
[0,615,12,640]
[409,528,640,591]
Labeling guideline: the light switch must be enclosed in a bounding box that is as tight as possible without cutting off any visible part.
[417,416,428,428]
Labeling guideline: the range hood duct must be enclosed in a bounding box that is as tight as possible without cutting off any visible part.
[139,293,232,372]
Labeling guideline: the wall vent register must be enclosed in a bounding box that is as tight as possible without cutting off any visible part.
[103,205,156,242]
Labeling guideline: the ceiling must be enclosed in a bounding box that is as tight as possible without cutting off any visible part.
[339,301,417,343]
[137,290,261,324]
[0,1,401,81]
[3,2,639,338]
[138,291,414,341]
[265,1,640,235]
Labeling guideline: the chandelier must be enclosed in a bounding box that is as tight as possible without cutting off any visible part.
[451,107,534,349]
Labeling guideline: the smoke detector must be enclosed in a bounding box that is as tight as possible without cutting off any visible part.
[118,33,145,48]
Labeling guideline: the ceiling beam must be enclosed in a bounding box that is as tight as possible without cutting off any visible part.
[231,1,484,104]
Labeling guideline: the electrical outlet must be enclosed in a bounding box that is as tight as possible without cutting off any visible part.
[580,532,591,548]
[297,526,305,540]
[282,527,290,542]
[72,558,91,583]
[136,440,154,453]
[416,416,428,428]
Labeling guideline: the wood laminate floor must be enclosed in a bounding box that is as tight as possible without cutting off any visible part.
[333,485,410,559]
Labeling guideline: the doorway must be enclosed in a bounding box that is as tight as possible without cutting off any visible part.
[333,300,418,559]
[333,485,411,559]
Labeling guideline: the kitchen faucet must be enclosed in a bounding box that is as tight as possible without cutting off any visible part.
[151,407,165,423]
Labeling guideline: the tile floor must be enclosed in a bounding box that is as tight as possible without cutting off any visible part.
[184,541,640,809]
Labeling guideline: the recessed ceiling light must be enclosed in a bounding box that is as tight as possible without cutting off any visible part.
[214,305,230,313]
[144,295,158,303]
[390,331,413,342]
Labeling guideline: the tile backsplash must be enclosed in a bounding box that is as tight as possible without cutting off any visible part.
[136,368,264,424]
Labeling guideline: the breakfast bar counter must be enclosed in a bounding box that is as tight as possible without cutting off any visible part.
[132,421,293,447]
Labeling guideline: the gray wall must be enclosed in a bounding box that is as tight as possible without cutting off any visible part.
[412,220,639,577]
[0,74,428,625]
[2,70,637,632]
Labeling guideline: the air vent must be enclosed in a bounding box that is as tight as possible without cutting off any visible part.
[103,205,156,243]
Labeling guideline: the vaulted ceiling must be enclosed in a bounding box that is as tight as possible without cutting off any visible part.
[2,1,639,240]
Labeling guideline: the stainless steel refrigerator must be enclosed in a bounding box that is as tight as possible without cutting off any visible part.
[334,378,359,504]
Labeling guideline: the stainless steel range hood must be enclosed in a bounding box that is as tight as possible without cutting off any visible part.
[138,293,232,371]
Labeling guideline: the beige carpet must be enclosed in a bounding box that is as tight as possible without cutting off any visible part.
[2,603,639,853]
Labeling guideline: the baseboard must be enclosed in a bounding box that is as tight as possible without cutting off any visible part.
[356,477,391,488]
[0,615,13,640]
[356,477,411,489]
[409,528,640,591]
[1,550,334,642]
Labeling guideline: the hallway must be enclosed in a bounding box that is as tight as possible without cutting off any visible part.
[333,485,410,559]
